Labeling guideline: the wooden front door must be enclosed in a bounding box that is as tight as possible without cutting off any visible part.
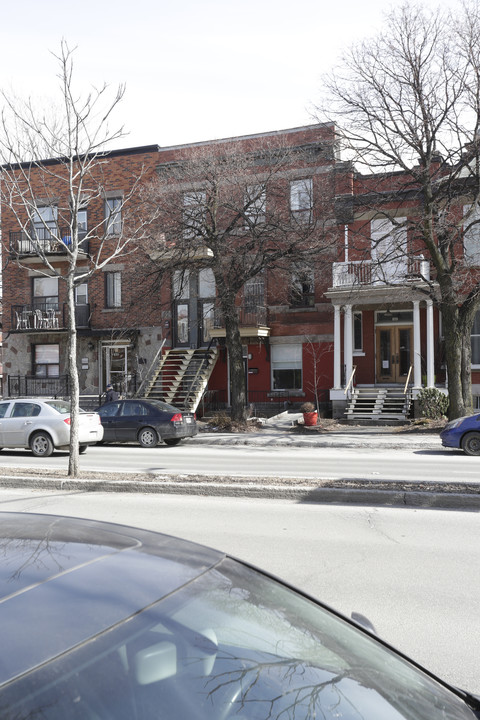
[376,326,413,383]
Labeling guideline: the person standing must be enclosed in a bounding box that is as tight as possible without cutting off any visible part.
[105,384,120,403]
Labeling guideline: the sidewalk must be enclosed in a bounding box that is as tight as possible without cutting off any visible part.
[1,412,478,509]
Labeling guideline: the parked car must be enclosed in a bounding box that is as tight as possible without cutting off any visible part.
[0,398,103,457]
[440,413,480,455]
[96,398,197,447]
[0,512,479,719]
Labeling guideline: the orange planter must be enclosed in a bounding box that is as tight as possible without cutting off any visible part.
[303,411,318,426]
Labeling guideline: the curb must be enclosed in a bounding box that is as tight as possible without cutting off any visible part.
[1,474,479,510]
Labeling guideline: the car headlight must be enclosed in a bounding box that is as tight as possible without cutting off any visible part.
[444,417,466,430]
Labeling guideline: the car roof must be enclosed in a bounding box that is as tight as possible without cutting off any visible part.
[0,513,224,686]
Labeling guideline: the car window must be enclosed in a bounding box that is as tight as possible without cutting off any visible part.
[145,399,178,413]
[44,400,71,414]
[99,402,121,418]
[120,402,148,416]
[0,403,10,418]
[11,403,41,418]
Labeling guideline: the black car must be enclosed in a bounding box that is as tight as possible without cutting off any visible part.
[96,398,197,447]
[1,512,479,719]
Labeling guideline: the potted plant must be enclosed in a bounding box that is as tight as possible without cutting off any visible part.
[300,402,318,426]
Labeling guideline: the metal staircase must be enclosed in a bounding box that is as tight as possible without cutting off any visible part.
[141,347,218,413]
[345,387,411,422]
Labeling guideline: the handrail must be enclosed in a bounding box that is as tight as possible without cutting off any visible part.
[344,365,357,396]
[183,340,216,410]
[404,364,413,394]
[134,338,166,397]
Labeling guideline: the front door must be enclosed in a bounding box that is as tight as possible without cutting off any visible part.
[173,269,216,348]
[376,326,413,383]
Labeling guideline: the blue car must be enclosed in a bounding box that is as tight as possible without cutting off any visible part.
[440,413,480,455]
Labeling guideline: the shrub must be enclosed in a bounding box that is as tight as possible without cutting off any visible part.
[417,388,449,419]
[300,402,315,413]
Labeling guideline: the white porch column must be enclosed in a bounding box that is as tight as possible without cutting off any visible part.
[333,305,342,389]
[426,299,435,387]
[413,301,422,388]
[344,304,353,391]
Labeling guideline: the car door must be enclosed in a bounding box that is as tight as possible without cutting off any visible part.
[98,402,122,442]
[0,402,11,446]
[2,402,42,447]
[115,401,149,443]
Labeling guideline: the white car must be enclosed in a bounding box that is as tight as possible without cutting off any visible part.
[0,398,104,457]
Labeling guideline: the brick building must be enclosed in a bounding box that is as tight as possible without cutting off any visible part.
[2,124,480,420]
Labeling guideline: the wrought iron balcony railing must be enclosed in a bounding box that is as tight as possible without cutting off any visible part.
[12,303,91,331]
[9,228,89,256]
[213,304,268,329]
[332,256,431,288]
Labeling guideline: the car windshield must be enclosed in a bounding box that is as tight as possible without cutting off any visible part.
[2,558,476,720]
[44,400,71,415]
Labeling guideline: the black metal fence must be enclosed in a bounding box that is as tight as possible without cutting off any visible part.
[8,375,70,398]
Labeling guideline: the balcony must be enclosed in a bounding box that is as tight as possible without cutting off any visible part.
[209,304,270,339]
[12,303,91,331]
[10,228,89,257]
[332,256,431,288]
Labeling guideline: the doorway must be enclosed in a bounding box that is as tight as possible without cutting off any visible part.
[102,343,131,395]
[375,326,413,383]
[173,269,216,348]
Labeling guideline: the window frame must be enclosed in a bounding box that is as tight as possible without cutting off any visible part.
[472,310,480,368]
[245,184,266,226]
[105,272,122,309]
[104,197,122,236]
[290,267,315,308]
[32,276,59,311]
[271,343,303,391]
[34,344,60,378]
[289,178,313,223]
[353,311,364,354]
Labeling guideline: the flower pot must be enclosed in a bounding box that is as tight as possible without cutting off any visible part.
[303,411,318,426]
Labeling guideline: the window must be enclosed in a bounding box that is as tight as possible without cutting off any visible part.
[75,282,88,305]
[353,311,363,352]
[290,178,313,222]
[77,209,88,239]
[472,311,480,366]
[105,272,122,308]
[32,205,57,242]
[271,344,302,390]
[244,276,265,313]
[183,190,206,238]
[290,268,314,307]
[33,277,59,311]
[245,184,266,226]
[34,344,59,377]
[105,198,122,235]
[463,204,480,265]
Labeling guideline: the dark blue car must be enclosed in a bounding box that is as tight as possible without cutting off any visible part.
[440,413,480,455]
[96,398,197,447]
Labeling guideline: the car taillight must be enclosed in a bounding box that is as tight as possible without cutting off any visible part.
[63,418,71,425]
[171,413,183,423]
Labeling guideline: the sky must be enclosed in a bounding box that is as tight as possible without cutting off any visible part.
[1,0,454,151]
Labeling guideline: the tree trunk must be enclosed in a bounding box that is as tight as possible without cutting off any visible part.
[441,304,470,419]
[222,299,247,423]
[67,268,80,477]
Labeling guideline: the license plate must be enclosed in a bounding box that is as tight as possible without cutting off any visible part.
[185,417,192,423]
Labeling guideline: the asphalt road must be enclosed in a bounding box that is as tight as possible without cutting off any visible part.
[1,488,479,697]
[0,442,478,483]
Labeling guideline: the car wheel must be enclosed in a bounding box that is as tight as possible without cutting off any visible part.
[164,438,181,446]
[30,432,54,458]
[138,427,159,448]
[79,445,88,454]
[461,431,480,456]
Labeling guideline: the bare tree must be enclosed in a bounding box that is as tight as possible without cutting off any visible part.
[0,42,153,475]
[142,139,336,422]
[320,1,480,419]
